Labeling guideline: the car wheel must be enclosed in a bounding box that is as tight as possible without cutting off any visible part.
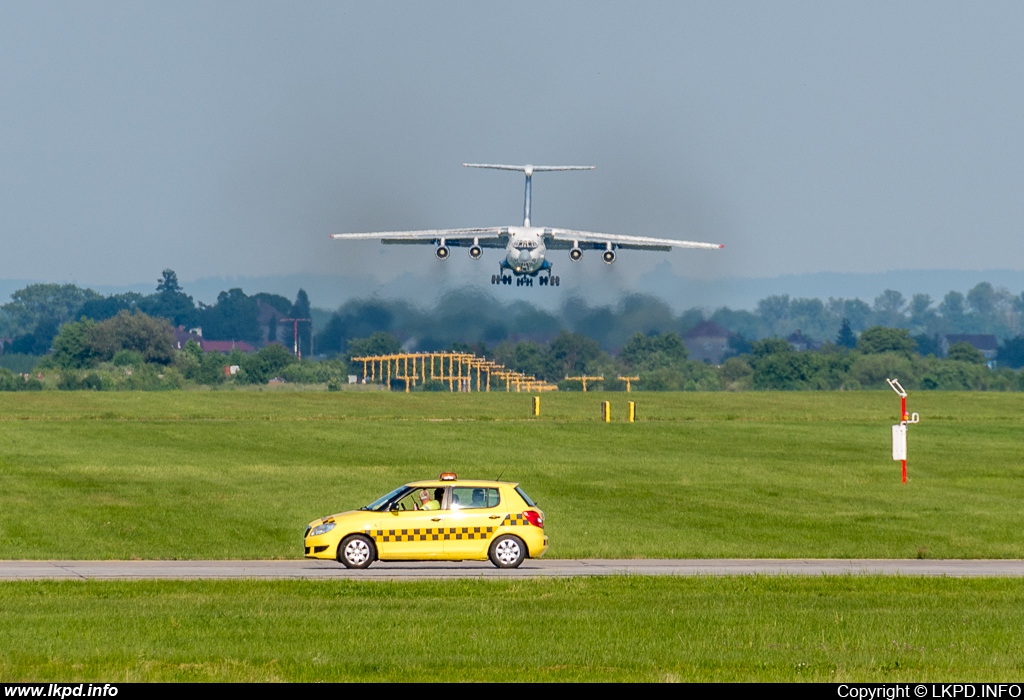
[337,534,376,569]
[488,534,527,569]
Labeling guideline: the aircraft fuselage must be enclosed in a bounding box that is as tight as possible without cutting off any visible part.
[503,226,548,276]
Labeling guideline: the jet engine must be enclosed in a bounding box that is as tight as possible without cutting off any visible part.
[569,247,583,262]
[435,245,450,260]
[602,249,616,264]
[469,245,482,260]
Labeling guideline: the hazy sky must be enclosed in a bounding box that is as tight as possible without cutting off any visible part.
[1,1,1022,290]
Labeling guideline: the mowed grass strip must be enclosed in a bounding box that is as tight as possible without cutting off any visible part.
[1,577,1023,682]
[1,392,1023,559]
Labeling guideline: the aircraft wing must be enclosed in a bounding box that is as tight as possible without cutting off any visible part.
[543,228,724,252]
[330,227,509,248]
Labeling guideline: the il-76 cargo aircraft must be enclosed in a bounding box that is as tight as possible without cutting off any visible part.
[330,164,724,288]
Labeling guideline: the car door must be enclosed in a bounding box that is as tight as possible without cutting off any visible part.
[373,488,446,560]
[442,486,503,559]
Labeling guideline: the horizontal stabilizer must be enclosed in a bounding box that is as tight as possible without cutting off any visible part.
[463,163,595,172]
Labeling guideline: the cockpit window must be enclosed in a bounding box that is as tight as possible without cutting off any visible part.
[513,240,536,249]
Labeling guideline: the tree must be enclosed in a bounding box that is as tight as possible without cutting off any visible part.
[727,334,752,356]
[997,335,1024,369]
[238,344,295,384]
[751,352,812,390]
[749,337,793,358]
[316,301,397,356]
[7,317,61,355]
[254,293,293,315]
[908,293,939,334]
[857,326,916,357]
[48,318,99,369]
[345,332,402,374]
[85,311,176,364]
[495,340,547,379]
[946,341,986,365]
[835,319,857,349]
[756,295,790,335]
[140,269,196,327]
[196,288,260,342]
[913,333,941,357]
[966,282,997,317]
[710,307,761,341]
[828,298,872,332]
[872,289,907,327]
[79,293,144,322]
[619,332,688,372]
[289,289,312,356]
[1,283,102,336]
[789,297,831,341]
[939,291,966,329]
[155,269,183,294]
[544,331,606,381]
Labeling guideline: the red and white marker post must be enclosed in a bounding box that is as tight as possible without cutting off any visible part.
[886,378,920,484]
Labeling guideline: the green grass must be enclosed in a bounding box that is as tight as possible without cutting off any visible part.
[1,391,1023,559]
[2,576,1023,681]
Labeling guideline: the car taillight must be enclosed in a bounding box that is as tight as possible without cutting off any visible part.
[523,510,544,528]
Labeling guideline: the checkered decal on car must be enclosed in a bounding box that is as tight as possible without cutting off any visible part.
[502,513,528,526]
[365,526,497,543]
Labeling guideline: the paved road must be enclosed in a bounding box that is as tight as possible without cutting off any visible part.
[2,559,1024,580]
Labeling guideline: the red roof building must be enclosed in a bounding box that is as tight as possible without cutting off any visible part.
[201,340,256,354]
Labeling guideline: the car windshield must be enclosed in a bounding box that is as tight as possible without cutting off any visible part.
[361,485,413,512]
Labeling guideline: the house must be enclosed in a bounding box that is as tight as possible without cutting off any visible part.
[682,321,733,365]
[173,327,202,350]
[941,334,998,365]
[201,340,257,354]
[175,326,256,355]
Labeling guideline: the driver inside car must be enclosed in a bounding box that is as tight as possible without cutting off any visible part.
[417,488,440,511]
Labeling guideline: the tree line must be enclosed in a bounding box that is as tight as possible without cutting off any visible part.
[2,271,1024,390]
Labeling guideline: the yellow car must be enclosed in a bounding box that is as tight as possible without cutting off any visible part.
[303,473,548,569]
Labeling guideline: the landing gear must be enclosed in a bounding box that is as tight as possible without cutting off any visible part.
[493,268,556,287]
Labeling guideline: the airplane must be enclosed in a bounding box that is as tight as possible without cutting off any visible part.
[330,164,724,288]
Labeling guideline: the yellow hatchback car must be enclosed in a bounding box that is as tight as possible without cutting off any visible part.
[303,473,549,569]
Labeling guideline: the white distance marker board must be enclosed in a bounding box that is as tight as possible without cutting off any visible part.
[892,424,907,461]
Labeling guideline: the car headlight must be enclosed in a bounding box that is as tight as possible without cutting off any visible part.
[310,522,336,537]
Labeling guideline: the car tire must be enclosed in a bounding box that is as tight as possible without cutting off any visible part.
[488,534,527,569]
[337,534,376,569]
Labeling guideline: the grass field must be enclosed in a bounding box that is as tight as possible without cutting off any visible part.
[2,576,1024,682]
[1,391,1023,559]
[3,391,1024,683]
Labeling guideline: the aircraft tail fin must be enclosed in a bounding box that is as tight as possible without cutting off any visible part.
[462,163,595,226]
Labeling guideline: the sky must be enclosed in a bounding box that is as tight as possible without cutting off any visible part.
[1,2,1022,304]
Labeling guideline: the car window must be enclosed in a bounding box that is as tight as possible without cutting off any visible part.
[362,485,412,511]
[514,486,537,507]
[450,487,500,510]
[393,490,423,511]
